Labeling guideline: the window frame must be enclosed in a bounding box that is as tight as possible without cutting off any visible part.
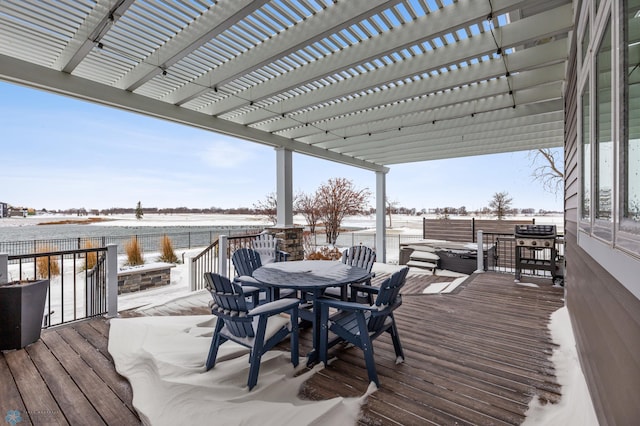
[617,0,640,252]
[577,0,640,297]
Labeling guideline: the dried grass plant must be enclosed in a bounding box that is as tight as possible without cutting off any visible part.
[82,240,98,270]
[124,237,145,266]
[306,246,342,260]
[158,235,179,263]
[36,245,60,278]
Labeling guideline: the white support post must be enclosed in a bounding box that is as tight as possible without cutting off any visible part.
[0,253,8,284]
[375,171,387,263]
[276,147,293,227]
[187,254,196,291]
[106,244,118,318]
[476,230,484,273]
[218,235,228,278]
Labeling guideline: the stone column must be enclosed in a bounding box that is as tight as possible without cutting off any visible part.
[264,226,305,261]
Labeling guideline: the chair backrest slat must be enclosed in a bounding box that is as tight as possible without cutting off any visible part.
[252,233,280,264]
[368,267,409,332]
[204,272,254,337]
[232,248,263,277]
[342,245,376,273]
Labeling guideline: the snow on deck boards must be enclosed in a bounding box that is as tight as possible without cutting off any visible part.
[0,272,563,425]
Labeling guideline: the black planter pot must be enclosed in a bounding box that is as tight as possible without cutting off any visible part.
[0,279,49,350]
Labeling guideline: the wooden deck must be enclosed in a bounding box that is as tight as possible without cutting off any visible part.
[0,272,564,425]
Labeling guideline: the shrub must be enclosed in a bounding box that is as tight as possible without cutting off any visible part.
[306,246,342,260]
[125,237,144,266]
[158,235,179,263]
[36,245,60,278]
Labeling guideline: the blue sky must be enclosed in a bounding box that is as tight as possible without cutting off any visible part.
[0,81,563,212]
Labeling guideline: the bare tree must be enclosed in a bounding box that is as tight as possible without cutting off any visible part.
[253,192,277,225]
[316,178,370,245]
[530,148,564,194]
[295,191,321,234]
[489,191,513,220]
[386,198,399,228]
[135,201,143,220]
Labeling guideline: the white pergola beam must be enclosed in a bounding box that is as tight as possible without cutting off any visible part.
[340,119,564,157]
[308,98,564,147]
[54,0,134,73]
[168,0,393,105]
[379,138,563,164]
[120,0,270,91]
[0,54,387,173]
[277,64,565,140]
[201,1,571,118]
[365,131,564,163]
[294,82,563,146]
[198,0,549,116]
[245,35,568,130]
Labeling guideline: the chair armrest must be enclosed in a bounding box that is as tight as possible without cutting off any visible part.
[316,297,376,312]
[234,275,261,285]
[350,282,379,294]
[249,298,300,316]
[276,251,290,262]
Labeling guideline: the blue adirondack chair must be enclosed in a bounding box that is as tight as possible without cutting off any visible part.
[204,272,299,390]
[317,266,409,387]
[323,245,376,302]
[232,247,295,303]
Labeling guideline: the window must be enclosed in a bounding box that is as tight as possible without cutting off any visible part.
[594,20,613,240]
[582,83,591,225]
[625,0,640,223]
[577,0,640,292]
[579,1,640,255]
[619,0,640,252]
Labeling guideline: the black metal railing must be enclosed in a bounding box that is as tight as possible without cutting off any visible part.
[0,228,264,261]
[6,246,109,328]
[482,232,565,277]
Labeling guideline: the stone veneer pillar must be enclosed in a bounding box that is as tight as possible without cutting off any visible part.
[264,226,305,261]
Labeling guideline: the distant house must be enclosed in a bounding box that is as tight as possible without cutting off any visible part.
[0,202,7,218]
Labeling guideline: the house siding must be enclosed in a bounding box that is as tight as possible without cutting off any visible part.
[564,8,640,425]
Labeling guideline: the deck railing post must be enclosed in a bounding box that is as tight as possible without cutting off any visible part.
[0,253,8,284]
[187,255,196,291]
[472,218,476,242]
[218,235,228,278]
[106,244,118,318]
[476,230,484,273]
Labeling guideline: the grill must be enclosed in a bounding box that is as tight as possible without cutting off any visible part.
[514,225,557,247]
[514,225,559,282]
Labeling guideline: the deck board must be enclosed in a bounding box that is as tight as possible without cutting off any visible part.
[0,272,564,425]
[25,340,105,425]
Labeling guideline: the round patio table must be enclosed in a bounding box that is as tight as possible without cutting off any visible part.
[252,260,370,364]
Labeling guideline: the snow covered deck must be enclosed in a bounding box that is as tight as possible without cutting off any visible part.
[0,272,571,425]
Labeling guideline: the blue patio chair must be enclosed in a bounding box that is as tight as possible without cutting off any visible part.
[204,272,299,390]
[317,266,409,387]
[323,245,376,302]
[232,247,295,303]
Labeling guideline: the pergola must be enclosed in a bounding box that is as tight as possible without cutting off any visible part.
[0,0,572,260]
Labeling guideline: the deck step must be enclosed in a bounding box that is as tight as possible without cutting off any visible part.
[409,251,440,262]
[407,260,438,270]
